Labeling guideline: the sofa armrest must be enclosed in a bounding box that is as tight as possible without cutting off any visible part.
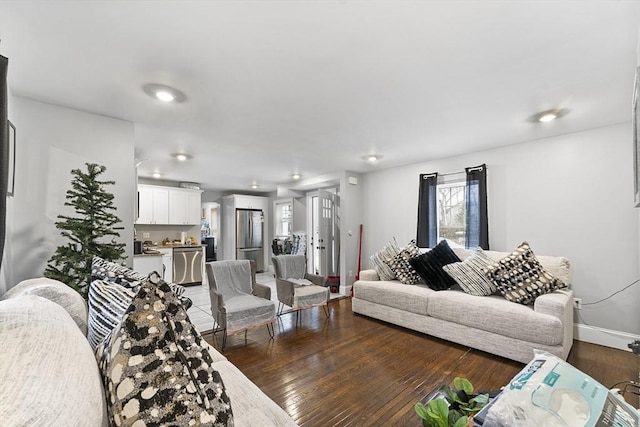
[305,273,328,287]
[358,269,380,281]
[253,282,271,300]
[534,289,573,319]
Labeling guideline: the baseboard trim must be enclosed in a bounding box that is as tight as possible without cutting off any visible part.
[574,323,639,352]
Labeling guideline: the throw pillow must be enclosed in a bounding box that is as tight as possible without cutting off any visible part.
[409,239,461,290]
[91,256,186,297]
[370,238,400,281]
[442,248,497,296]
[87,279,137,350]
[96,279,233,426]
[384,240,421,285]
[484,241,567,305]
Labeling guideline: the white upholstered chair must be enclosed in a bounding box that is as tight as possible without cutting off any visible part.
[206,260,276,350]
[271,255,329,323]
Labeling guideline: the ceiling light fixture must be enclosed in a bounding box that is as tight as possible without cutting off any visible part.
[152,172,162,179]
[529,108,569,123]
[250,183,259,189]
[171,153,193,161]
[143,83,187,103]
[292,173,301,180]
[363,154,383,162]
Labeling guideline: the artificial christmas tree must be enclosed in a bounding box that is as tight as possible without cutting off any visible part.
[45,163,126,298]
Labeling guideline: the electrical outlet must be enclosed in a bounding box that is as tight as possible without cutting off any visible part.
[143,232,150,239]
[573,298,582,310]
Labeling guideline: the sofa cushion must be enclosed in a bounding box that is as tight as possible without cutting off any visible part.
[353,279,434,316]
[2,277,88,334]
[385,240,421,285]
[96,279,233,426]
[0,295,106,426]
[484,242,567,305]
[442,248,497,296]
[427,290,564,346]
[409,239,461,290]
[370,238,400,281]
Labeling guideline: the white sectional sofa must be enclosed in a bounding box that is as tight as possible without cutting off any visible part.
[0,279,296,427]
[352,249,574,364]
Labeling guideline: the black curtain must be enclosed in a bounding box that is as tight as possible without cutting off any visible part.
[465,164,489,249]
[416,173,438,248]
[0,55,8,271]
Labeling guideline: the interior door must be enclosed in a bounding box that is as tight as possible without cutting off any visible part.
[314,189,334,276]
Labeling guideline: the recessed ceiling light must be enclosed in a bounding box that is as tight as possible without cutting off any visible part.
[529,108,569,123]
[143,83,187,103]
[152,172,162,179]
[363,154,383,162]
[171,153,193,161]
[292,173,301,180]
[250,183,259,189]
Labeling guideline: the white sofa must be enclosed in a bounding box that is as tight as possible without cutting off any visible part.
[0,280,296,427]
[352,249,574,364]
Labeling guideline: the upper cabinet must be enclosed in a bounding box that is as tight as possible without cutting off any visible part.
[136,185,201,225]
[137,186,169,224]
[168,189,202,225]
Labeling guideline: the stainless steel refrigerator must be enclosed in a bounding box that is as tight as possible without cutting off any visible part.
[236,209,264,272]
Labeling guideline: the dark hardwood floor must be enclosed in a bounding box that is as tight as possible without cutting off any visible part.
[203,297,639,426]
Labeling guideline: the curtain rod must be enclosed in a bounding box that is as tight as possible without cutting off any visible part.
[422,165,484,179]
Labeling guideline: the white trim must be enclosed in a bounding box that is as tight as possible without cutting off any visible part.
[574,323,639,352]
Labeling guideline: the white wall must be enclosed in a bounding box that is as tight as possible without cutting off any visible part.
[362,123,640,338]
[1,96,135,291]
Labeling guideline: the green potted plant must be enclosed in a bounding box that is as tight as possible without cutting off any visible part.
[415,377,490,427]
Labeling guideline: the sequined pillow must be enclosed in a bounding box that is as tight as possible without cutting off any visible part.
[384,240,421,285]
[484,242,567,305]
[95,279,233,426]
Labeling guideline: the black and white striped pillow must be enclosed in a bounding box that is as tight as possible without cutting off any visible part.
[91,256,185,297]
[370,238,400,281]
[87,279,136,350]
[442,248,497,296]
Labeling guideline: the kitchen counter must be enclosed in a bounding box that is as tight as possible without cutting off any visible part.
[133,252,163,257]
[157,244,206,249]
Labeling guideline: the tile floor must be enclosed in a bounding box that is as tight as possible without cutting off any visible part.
[184,271,345,333]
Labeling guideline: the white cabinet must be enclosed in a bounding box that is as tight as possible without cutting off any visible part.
[133,255,163,276]
[168,189,202,225]
[234,195,267,210]
[158,248,173,282]
[137,186,169,224]
[137,185,201,225]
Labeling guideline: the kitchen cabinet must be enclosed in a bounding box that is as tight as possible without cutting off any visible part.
[136,185,169,224]
[158,248,173,282]
[168,189,202,225]
[133,255,163,276]
[137,185,201,225]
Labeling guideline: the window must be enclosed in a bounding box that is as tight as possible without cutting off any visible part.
[417,164,488,249]
[437,181,466,247]
[274,200,292,237]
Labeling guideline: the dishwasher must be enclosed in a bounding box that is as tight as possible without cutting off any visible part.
[172,247,203,286]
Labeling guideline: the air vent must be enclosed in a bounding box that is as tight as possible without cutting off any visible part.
[179,182,201,190]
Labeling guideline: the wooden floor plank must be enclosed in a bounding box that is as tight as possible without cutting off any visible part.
[205,297,639,426]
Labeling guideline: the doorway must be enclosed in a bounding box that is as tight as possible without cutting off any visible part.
[308,189,340,278]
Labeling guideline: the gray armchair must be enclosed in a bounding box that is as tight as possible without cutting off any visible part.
[206,260,276,350]
[271,255,329,321]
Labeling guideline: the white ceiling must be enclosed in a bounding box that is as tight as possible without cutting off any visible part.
[0,1,638,193]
